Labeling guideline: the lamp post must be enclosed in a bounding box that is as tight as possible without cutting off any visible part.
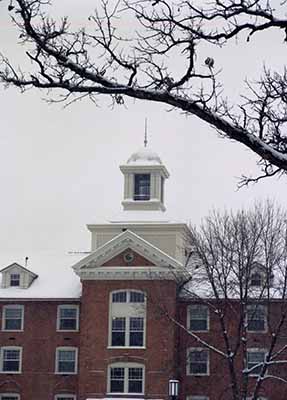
[169,379,179,400]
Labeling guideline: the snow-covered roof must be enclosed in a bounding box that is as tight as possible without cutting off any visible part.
[109,210,187,225]
[0,251,83,299]
[180,255,287,300]
[127,146,162,165]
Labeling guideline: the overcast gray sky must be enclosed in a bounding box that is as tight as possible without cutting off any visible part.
[0,0,286,264]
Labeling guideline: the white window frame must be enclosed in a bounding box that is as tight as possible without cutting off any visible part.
[246,397,267,400]
[187,304,209,332]
[109,290,146,349]
[187,348,209,376]
[107,362,145,395]
[55,347,78,375]
[2,305,24,332]
[54,395,76,400]
[0,394,20,400]
[247,348,267,377]
[0,347,22,374]
[56,305,79,332]
[187,396,209,400]
[246,305,267,333]
[9,273,20,287]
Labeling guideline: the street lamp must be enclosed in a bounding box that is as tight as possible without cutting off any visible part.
[169,379,179,400]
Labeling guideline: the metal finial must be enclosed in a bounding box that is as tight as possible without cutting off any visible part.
[25,256,28,268]
[144,118,148,147]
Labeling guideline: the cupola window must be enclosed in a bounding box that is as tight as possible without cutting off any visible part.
[134,174,150,201]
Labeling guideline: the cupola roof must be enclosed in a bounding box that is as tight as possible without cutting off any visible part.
[127,146,162,165]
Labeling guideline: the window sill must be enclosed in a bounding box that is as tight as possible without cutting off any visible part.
[0,371,21,374]
[107,346,146,350]
[56,330,79,333]
[106,393,144,396]
[55,372,77,375]
[187,373,209,377]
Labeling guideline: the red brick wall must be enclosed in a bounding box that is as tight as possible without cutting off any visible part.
[177,300,287,400]
[0,301,79,400]
[2,284,287,399]
[78,279,177,400]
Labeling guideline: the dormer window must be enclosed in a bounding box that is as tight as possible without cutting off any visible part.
[250,272,263,287]
[134,174,150,201]
[0,263,38,289]
[10,273,20,287]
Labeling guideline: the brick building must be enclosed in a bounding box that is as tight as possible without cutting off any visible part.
[0,146,285,400]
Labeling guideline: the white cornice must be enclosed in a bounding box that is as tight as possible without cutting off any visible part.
[87,223,191,232]
[78,266,187,281]
[120,164,169,178]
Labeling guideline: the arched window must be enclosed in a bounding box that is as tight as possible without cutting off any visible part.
[109,290,146,348]
[108,362,145,394]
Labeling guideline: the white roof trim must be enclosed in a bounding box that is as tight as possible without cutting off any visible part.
[72,229,183,272]
[0,262,38,278]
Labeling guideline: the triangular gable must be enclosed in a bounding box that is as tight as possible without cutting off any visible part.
[0,262,38,278]
[102,248,156,267]
[72,229,183,272]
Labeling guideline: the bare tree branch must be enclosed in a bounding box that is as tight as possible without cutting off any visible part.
[1,0,287,184]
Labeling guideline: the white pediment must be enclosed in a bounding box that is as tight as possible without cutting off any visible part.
[72,230,187,281]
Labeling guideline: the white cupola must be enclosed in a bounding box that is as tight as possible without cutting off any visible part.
[120,146,169,211]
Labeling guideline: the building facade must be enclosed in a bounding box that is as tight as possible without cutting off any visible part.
[0,146,286,400]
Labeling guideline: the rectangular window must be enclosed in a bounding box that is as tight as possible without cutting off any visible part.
[247,350,266,376]
[247,305,266,332]
[188,305,209,331]
[128,367,143,393]
[109,364,144,394]
[129,317,144,346]
[110,367,125,393]
[57,305,79,331]
[2,306,24,331]
[55,348,77,374]
[188,349,209,375]
[10,274,20,287]
[111,317,144,347]
[0,395,20,400]
[112,317,126,346]
[0,347,22,373]
[134,174,150,201]
[250,272,263,287]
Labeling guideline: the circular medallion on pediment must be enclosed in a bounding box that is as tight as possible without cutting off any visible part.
[123,251,135,264]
